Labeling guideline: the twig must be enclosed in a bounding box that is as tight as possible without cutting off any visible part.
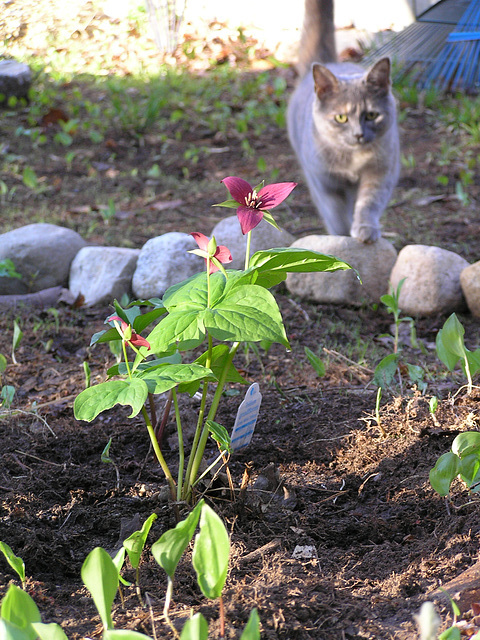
[15,450,65,467]
[238,539,282,565]
[322,348,374,374]
[1,408,56,437]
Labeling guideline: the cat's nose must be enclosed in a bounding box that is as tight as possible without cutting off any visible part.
[355,133,365,144]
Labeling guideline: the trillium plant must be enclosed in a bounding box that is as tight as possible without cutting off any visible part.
[74,176,352,505]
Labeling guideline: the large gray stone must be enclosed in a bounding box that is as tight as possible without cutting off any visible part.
[210,216,295,270]
[0,60,32,101]
[132,232,204,299]
[286,235,397,305]
[0,223,87,294]
[390,244,469,316]
[460,261,480,318]
[69,246,140,306]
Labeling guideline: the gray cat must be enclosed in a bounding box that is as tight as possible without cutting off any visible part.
[287,0,400,243]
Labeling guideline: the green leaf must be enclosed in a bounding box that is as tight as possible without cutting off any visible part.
[103,630,153,640]
[436,313,467,371]
[108,354,181,377]
[151,501,203,579]
[248,247,354,288]
[136,364,214,395]
[146,310,206,353]
[74,378,149,421]
[240,609,260,640]
[90,327,122,346]
[429,451,460,497]
[31,622,69,640]
[458,453,480,490]
[132,307,167,333]
[0,619,31,640]
[207,420,232,453]
[179,345,247,395]
[0,542,25,584]
[373,353,400,388]
[212,199,239,209]
[81,547,118,630]
[0,585,40,640]
[452,432,480,458]
[192,504,230,600]
[0,353,7,374]
[304,346,325,377]
[179,613,209,640]
[123,513,158,570]
[205,285,289,347]
[439,626,461,640]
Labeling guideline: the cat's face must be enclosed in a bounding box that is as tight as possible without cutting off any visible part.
[311,58,395,149]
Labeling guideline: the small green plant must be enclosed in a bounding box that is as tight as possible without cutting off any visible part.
[430,431,480,497]
[0,541,26,588]
[373,279,424,397]
[436,313,480,394]
[11,320,23,366]
[0,259,21,280]
[304,346,326,377]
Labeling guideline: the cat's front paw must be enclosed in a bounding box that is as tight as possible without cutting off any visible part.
[350,223,381,243]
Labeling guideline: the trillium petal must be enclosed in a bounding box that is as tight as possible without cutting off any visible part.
[190,232,209,251]
[129,333,151,349]
[258,182,297,209]
[221,176,253,204]
[214,245,233,264]
[237,205,264,234]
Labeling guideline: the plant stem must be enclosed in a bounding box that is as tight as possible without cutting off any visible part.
[163,578,179,639]
[183,333,214,499]
[141,405,176,500]
[171,387,184,501]
[185,341,240,501]
[244,231,252,270]
[219,595,225,637]
[122,340,132,379]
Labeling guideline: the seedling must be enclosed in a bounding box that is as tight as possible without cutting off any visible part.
[100,438,120,490]
[123,513,157,603]
[430,431,480,497]
[12,320,23,366]
[0,259,21,280]
[436,313,480,394]
[0,541,26,588]
[304,346,325,377]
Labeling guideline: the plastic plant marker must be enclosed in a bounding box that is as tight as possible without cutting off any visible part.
[31,622,69,640]
[230,383,262,452]
[81,547,119,630]
[0,585,41,640]
[123,513,158,570]
[240,609,261,640]
[179,613,209,640]
[0,542,25,585]
[192,504,230,600]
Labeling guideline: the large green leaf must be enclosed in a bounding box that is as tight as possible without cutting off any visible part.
[205,285,289,347]
[81,547,118,631]
[136,364,214,395]
[74,378,149,422]
[146,310,206,353]
[123,513,158,570]
[151,501,203,579]
[458,453,480,491]
[429,451,460,497]
[192,504,230,600]
[0,586,40,640]
[103,631,153,640]
[248,248,354,288]
[0,619,31,640]
[373,353,400,388]
[179,345,247,395]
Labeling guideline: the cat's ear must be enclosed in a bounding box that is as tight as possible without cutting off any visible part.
[312,63,339,99]
[366,58,391,95]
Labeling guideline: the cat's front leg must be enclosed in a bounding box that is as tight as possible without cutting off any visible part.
[350,179,394,243]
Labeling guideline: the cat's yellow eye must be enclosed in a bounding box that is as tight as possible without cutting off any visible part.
[365,111,379,121]
[334,114,348,124]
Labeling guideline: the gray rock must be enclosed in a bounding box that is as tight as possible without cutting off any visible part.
[0,223,87,294]
[210,216,295,270]
[0,60,32,101]
[69,246,140,306]
[132,232,204,299]
[460,261,480,318]
[286,235,397,305]
[390,244,469,316]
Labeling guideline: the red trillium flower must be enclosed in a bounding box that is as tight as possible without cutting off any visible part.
[108,315,151,350]
[221,176,297,234]
[190,232,232,274]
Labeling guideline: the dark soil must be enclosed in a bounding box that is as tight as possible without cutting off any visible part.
[1,4,480,639]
